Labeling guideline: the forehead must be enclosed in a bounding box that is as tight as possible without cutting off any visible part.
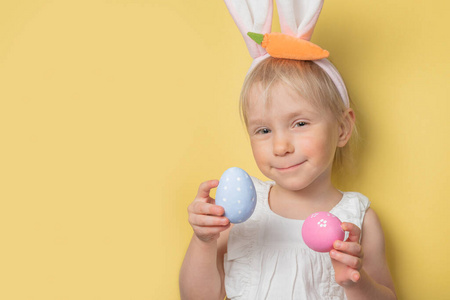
[246,82,319,119]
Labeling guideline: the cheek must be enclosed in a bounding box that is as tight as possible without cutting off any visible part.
[296,135,322,154]
[251,140,268,165]
[298,134,335,159]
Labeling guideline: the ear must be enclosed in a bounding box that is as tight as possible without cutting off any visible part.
[337,108,355,148]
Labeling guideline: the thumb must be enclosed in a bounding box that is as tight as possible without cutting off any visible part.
[196,180,219,202]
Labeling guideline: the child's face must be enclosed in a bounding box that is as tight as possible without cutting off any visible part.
[246,83,340,192]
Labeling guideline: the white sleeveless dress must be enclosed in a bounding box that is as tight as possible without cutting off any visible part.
[223,177,371,300]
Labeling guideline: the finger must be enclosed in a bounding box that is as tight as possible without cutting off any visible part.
[330,249,363,271]
[196,180,219,201]
[351,271,361,283]
[333,240,364,258]
[189,201,225,216]
[341,222,361,243]
[189,214,230,227]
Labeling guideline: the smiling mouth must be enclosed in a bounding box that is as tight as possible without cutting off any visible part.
[275,161,305,171]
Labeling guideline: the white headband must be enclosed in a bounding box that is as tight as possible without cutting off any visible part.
[224,0,350,108]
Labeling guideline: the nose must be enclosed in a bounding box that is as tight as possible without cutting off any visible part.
[273,132,294,156]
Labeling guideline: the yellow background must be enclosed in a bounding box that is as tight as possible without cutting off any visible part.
[1,0,449,299]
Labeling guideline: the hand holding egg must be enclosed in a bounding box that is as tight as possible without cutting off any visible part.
[302,211,345,252]
[215,167,257,224]
[187,180,231,243]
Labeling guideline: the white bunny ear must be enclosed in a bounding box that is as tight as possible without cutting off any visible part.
[276,0,350,107]
[275,0,324,40]
[224,0,273,59]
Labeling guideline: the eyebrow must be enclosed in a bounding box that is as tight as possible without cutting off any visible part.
[247,110,313,126]
[246,117,265,126]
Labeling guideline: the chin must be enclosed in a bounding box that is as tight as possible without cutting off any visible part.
[282,182,310,192]
[274,176,313,192]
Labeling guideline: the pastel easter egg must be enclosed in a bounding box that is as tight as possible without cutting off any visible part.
[215,167,257,224]
[301,211,345,253]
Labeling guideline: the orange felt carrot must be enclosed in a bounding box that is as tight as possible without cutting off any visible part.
[248,32,329,60]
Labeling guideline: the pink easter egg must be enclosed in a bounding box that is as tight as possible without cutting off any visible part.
[301,211,345,253]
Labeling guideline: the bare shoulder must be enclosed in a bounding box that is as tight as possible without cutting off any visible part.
[362,208,384,244]
[361,208,396,294]
[361,208,386,266]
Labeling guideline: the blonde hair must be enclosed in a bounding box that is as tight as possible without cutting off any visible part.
[240,57,358,174]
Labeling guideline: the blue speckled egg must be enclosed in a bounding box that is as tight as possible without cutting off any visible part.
[215,167,257,224]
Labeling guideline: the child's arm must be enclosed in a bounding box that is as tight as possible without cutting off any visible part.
[179,180,231,300]
[330,208,397,300]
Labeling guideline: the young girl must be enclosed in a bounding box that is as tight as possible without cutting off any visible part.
[180,1,396,299]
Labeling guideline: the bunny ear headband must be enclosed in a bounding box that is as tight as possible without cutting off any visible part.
[224,0,350,107]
